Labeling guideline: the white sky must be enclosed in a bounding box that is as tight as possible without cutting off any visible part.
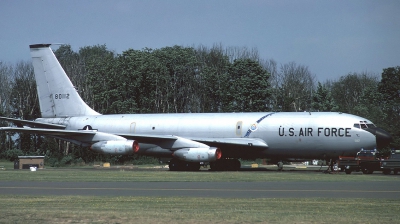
[1,0,399,81]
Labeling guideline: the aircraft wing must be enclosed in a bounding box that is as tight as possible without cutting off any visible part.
[0,127,268,150]
[0,117,66,129]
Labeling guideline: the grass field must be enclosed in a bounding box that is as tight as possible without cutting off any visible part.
[1,161,400,223]
[1,169,400,183]
[1,195,399,223]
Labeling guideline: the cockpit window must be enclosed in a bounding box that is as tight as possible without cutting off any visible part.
[365,122,376,128]
[354,121,376,129]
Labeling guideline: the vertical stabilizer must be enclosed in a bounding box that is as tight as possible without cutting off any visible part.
[30,44,100,118]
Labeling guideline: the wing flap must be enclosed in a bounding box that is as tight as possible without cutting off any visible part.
[190,137,268,149]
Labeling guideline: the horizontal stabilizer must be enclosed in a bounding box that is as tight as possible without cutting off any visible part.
[0,127,96,136]
[0,127,128,147]
[0,117,66,129]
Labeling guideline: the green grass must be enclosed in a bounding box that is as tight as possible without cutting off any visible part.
[1,166,400,182]
[0,160,15,170]
[0,195,399,223]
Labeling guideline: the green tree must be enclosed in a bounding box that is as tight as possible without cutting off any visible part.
[273,62,315,112]
[9,62,40,153]
[150,46,199,113]
[378,66,400,149]
[195,44,230,112]
[226,58,271,112]
[312,82,338,112]
[0,62,14,155]
[331,72,378,114]
[352,84,384,126]
[78,44,115,110]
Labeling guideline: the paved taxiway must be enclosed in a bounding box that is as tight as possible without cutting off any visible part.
[1,180,400,198]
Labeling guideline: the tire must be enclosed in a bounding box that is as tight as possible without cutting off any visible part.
[345,169,352,174]
[383,169,391,175]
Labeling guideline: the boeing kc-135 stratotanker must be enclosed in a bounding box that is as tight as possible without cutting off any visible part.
[0,44,392,171]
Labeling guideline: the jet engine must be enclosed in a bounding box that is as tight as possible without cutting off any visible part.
[90,140,139,155]
[173,147,222,162]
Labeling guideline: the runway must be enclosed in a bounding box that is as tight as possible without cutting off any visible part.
[1,181,400,198]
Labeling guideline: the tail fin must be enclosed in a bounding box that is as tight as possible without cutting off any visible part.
[30,44,100,118]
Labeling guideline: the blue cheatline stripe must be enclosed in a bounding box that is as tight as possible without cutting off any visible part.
[243,112,276,137]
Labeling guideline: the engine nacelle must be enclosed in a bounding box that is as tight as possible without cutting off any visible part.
[173,147,222,162]
[90,140,139,155]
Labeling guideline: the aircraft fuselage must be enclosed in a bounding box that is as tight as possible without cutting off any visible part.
[36,111,376,160]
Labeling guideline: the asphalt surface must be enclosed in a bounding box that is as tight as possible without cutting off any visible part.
[1,180,400,198]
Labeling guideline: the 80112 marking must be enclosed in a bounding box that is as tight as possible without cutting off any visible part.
[54,93,70,99]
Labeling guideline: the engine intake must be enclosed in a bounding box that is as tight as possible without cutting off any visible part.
[90,140,139,155]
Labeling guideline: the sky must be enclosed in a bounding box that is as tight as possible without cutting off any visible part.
[0,0,399,81]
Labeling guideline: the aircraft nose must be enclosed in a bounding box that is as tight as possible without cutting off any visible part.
[365,127,392,148]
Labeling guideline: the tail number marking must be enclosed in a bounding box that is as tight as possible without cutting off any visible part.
[54,94,70,100]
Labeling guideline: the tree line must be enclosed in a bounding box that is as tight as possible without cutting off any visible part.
[0,44,398,165]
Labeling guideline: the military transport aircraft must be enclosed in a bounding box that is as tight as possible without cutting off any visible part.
[0,44,392,171]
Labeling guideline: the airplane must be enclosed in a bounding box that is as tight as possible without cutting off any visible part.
[0,44,393,171]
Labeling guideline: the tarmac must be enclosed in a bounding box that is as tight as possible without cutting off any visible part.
[1,180,399,198]
[1,164,400,199]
